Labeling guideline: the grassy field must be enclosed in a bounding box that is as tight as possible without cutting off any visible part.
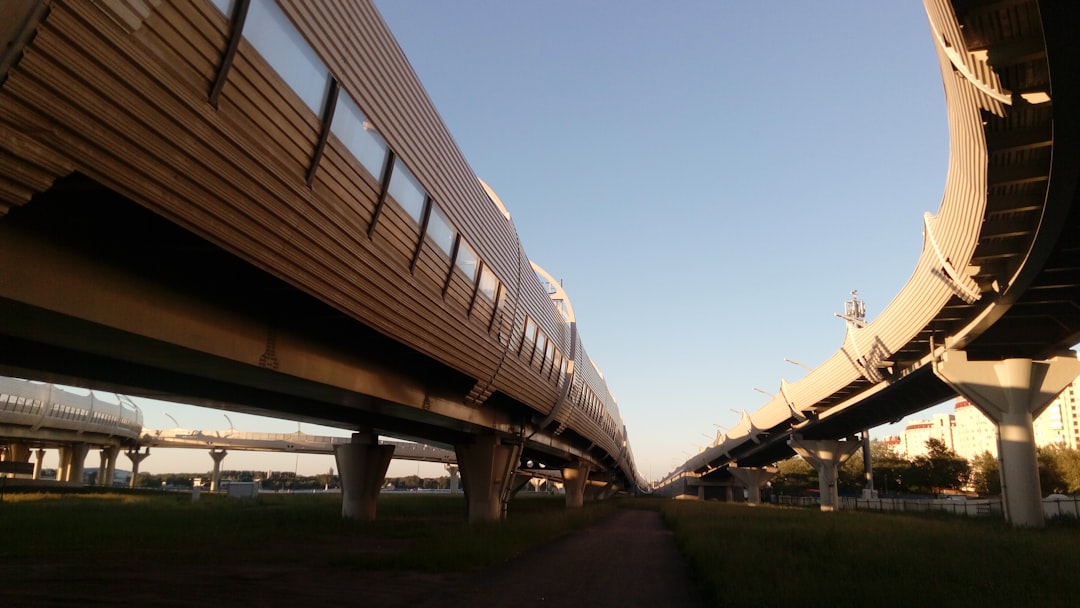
[652,499,1080,608]
[0,488,613,573]
[3,489,1079,607]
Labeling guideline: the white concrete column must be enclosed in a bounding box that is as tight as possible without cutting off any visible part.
[333,432,395,520]
[56,446,70,482]
[724,484,734,502]
[97,451,107,486]
[789,437,862,512]
[103,446,120,486]
[125,449,150,488]
[561,461,591,508]
[728,466,777,505]
[96,447,121,486]
[445,464,460,493]
[32,448,46,480]
[5,443,31,479]
[455,435,522,522]
[209,449,228,492]
[58,443,89,485]
[934,349,1080,527]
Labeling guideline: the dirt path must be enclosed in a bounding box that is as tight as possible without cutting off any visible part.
[434,508,712,608]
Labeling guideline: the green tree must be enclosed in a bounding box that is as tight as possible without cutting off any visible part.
[839,447,866,494]
[771,456,815,495]
[1055,446,1080,493]
[867,440,912,495]
[970,451,1000,495]
[1038,445,1070,495]
[908,438,970,494]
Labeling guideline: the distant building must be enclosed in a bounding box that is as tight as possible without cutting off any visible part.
[950,399,998,460]
[901,413,955,457]
[880,435,902,452]
[1048,381,1079,449]
[899,376,1080,459]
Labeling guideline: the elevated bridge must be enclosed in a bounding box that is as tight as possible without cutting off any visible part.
[0,376,140,484]
[0,376,462,488]
[0,0,640,520]
[660,0,1080,527]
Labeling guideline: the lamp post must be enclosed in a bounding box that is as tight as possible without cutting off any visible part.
[784,358,813,371]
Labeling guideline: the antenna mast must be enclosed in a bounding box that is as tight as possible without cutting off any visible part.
[835,290,867,329]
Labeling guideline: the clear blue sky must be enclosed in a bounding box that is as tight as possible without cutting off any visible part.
[369,1,951,480]
[55,2,961,480]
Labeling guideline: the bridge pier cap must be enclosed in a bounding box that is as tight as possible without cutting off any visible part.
[788,436,862,512]
[561,461,591,509]
[934,349,1080,527]
[334,431,395,521]
[728,466,777,505]
[454,435,522,523]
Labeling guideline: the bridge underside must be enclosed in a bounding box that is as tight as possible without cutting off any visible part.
[0,175,590,473]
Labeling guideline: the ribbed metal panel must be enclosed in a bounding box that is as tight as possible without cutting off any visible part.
[278,1,522,285]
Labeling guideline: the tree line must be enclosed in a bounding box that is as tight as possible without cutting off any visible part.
[772,439,1080,497]
[131,470,453,492]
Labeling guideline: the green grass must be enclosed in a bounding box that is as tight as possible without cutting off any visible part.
[0,489,615,573]
[7,489,1079,608]
[647,499,1080,608]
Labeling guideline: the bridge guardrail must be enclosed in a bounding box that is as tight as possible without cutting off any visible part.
[0,377,142,439]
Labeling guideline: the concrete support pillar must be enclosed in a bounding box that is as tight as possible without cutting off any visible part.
[724,484,734,503]
[445,464,460,493]
[70,442,89,485]
[697,484,706,500]
[57,447,69,482]
[860,429,876,498]
[5,443,31,479]
[97,446,120,486]
[728,466,777,505]
[333,431,394,521]
[561,461,591,508]
[455,435,522,522]
[934,349,1080,527]
[32,448,46,480]
[584,478,616,502]
[209,449,228,492]
[125,448,150,489]
[58,443,89,485]
[97,451,107,486]
[789,437,862,512]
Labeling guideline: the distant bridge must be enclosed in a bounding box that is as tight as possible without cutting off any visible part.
[0,376,460,488]
[140,428,455,461]
[659,0,1080,528]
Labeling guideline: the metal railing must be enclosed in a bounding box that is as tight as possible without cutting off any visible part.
[0,377,143,438]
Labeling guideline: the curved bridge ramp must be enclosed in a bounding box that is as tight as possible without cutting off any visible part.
[662,0,1080,528]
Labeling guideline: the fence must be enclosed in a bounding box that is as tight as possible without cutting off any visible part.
[774,494,1080,519]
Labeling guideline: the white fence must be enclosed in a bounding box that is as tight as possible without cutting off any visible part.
[775,494,1080,519]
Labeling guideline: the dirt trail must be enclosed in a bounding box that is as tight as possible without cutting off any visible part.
[434,508,712,608]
